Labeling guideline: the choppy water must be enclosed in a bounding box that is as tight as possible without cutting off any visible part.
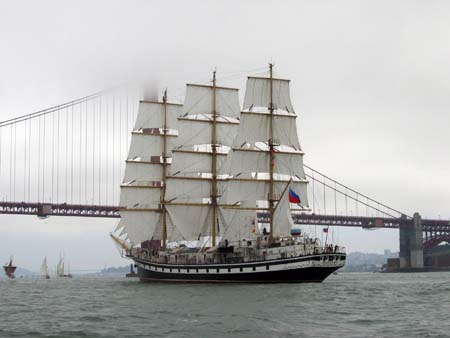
[1,272,450,338]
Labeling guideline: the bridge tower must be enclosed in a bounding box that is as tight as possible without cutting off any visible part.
[399,213,424,269]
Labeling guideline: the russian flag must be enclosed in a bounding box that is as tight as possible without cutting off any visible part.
[288,188,301,203]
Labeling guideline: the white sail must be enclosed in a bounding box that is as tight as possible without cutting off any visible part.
[183,84,240,117]
[134,101,182,131]
[40,257,49,278]
[119,186,161,210]
[222,73,309,210]
[56,257,64,277]
[166,178,213,204]
[117,210,160,245]
[272,181,296,238]
[164,82,241,240]
[227,149,305,178]
[123,161,163,183]
[170,150,228,176]
[221,208,256,242]
[223,178,308,206]
[243,76,295,113]
[128,133,177,160]
[175,117,238,149]
[232,112,301,150]
[166,205,211,240]
[119,98,182,245]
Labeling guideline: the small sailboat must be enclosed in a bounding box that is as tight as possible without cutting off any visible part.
[40,257,50,279]
[3,257,17,279]
[56,256,72,278]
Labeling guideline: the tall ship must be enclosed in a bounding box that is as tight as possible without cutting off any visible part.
[112,65,346,282]
[3,257,17,279]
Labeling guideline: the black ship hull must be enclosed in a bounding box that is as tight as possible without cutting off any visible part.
[134,253,345,283]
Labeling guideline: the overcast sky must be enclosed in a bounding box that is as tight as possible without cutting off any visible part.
[1,0,450,271]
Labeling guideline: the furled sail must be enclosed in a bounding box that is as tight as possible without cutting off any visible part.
[165,82,240,242]
[117,97,183,245]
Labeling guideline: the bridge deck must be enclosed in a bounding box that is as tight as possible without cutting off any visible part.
[1,202,449,232]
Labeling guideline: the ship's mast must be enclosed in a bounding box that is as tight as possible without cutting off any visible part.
[161,89,168,249]
[211,71,218,247]
[268,63,275,242]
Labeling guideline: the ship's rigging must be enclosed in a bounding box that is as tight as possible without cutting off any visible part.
[116,64,309,248]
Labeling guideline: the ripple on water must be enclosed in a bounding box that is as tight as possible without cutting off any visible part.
[1,273,450,338]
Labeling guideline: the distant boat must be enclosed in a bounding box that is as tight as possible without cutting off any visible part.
[3,257,17,279]
[126,264,138,278]
[40,257,50,279]
[56,256,72,278]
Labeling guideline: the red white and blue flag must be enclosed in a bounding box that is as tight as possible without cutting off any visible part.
[323,228,329,234]
[288,188,301,204]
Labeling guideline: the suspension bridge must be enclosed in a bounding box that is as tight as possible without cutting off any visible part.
[1,86,449,271]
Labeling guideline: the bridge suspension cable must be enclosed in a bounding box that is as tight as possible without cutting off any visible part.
[0,87,141,207]
[304,165,411,219]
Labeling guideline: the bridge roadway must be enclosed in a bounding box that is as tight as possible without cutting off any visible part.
[1,201,449,233]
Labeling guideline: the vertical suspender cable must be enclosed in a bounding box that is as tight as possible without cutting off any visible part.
[323,176,326,215]
[42,114,46,202]
[93,98,96,203]
[13,124,17,201]
[98,96,102,205]
[119,94,122,191]
[37,118,40,202]
[126,93,129,151]
[0,128,2,200]
[105,99,109,205]
[112,95,115,204]
[65,106,69,202]
[52,110,55,201]
[85,100,88,203]
[23,121,26,201]
[334,182,337,216]
[56,109,60,203]
[79,102,82,204]
[28,118,31,201]
[312,171,315,213]
[345,187,348,215]
[71,104,74,204]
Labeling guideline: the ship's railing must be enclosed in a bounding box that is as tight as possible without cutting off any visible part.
[128,242,346,266]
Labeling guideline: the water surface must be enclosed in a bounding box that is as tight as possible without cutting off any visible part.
[1,272,449,338]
